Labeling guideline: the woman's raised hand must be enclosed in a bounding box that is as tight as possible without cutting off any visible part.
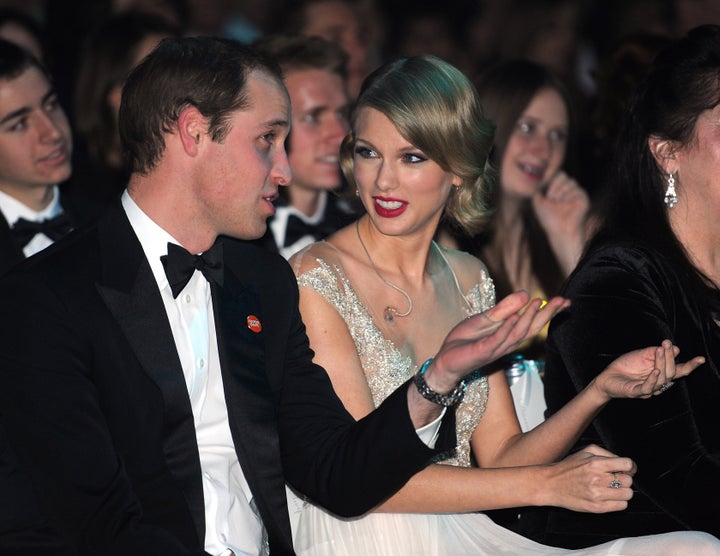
[591,340,705,402]
[532,171,590,275]
[427,291,569,387]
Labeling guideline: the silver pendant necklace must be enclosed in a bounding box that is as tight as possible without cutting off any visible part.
[356,219,413,322]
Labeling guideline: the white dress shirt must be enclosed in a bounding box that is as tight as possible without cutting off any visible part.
[0,185,63,257]
[122,192,264,556]
[269,191,328,260]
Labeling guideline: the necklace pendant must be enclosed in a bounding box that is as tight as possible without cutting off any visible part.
[384,306,396,323]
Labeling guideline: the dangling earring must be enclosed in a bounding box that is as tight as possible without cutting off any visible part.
[664,172,678,209]
[355,188,360,197]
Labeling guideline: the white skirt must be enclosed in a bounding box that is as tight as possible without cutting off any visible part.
[289,492,720,556]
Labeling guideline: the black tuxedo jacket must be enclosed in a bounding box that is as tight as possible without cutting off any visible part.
[0,203,455,555]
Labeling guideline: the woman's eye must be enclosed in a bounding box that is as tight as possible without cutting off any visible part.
[403,153,425,163]
[517,121,533,134]
[355,146,377,159]
[549,129,568,142]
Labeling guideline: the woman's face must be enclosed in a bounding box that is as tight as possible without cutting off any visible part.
[352,107,458,237]
[500,87,569,199]
[673,103,720,209]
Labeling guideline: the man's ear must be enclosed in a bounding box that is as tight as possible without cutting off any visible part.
[648,135,678,174]
[177,106,207,156]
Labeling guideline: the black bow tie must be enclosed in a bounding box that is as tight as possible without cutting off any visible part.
[284,213,336,247]
[160,241,224,298]
[11,213,73,249]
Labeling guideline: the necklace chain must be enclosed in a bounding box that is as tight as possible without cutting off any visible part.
[356,219,413,321]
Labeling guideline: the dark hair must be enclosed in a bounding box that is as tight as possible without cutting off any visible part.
[253,33,348,81]
[341,54,494,236]
[590,33,673,166]
[593,23,720,301]
[473,59,577,298]
[0,37,46,81]
[119,36,284,175]
[0,8,45,61]
[74,11,180,166]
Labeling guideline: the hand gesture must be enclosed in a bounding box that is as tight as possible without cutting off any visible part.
[427,291,569,389]
[533,170,590,236]
[532,171,590,275]
[544,444,636,513]
[591,340,705,402]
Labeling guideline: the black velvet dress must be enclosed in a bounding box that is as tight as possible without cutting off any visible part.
[534,239,720,547]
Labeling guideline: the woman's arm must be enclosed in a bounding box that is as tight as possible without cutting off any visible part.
[376,444,636,514]
[471,338,700,469]
[297,280,635,515]
[543,245,720,534]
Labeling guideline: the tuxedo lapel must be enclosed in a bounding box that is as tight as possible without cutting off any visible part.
[93,204,205,543]
[0,212,25,276]
[212,261,292,548]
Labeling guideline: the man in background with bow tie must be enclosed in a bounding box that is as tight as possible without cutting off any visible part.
[252,34,360,259]
[0,36,561,555]
[0,39,79,276]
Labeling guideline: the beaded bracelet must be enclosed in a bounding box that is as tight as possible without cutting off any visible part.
[413,357,467,407]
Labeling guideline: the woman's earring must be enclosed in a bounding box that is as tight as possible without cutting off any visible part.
[664,172,678,209]
[355,189,360,197]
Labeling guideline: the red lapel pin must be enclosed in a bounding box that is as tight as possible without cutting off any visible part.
[246,314,262,333]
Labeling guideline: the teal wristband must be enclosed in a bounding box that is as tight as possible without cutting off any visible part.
[413,357,467,407]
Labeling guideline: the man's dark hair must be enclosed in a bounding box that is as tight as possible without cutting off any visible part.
[119,36,283,175]
[0,37,47,82]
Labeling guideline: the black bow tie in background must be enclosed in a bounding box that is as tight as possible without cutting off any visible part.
[11,213,74,249]
[161,241,224,298]
[283,214,336,247]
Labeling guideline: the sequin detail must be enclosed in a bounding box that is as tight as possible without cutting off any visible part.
[297,258,496,468]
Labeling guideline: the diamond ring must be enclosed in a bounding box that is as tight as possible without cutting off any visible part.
[658,381,675,394]
[609,472,622,489]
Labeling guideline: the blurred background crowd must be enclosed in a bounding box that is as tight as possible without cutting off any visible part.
[2,0,718,215]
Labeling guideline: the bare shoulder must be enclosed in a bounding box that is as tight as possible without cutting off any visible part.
[435,242,491,279]
[288,222,360,278]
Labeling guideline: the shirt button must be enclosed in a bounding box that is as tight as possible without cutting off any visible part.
[197,358,205,369]
[183,293,192,304]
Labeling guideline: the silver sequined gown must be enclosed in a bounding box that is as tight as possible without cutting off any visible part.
[286,242,720,556]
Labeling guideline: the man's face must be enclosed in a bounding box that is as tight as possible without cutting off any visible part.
[285,68,349,193]
[0,66,72,195]
[195,70,291,240]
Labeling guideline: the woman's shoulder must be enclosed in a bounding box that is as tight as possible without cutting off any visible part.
[289,226,359,282]
[435,242,494,295]
[568,236,682,301]
[288,240,341,278]
[578,237,671,274]
[437,242,491,276]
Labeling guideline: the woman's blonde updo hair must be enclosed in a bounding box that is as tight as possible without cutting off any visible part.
[340,54,495,236]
